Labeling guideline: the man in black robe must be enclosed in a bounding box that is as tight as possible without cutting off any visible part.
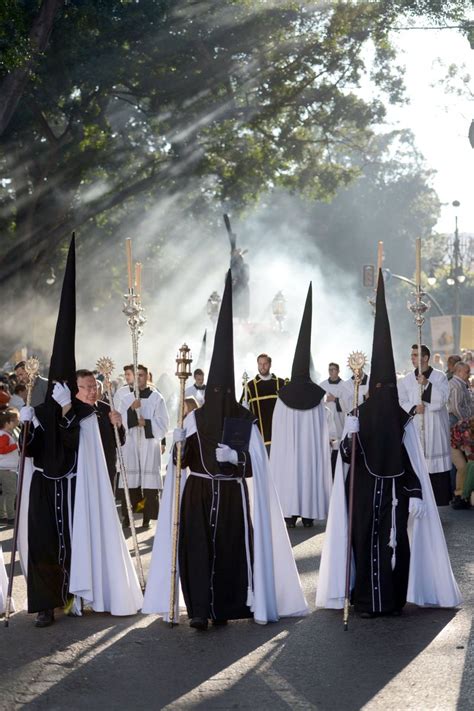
[240,353,286,454]
[341,271,425,618]
[174,271,256,630]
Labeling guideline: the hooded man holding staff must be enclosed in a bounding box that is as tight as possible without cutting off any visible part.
[143,271,308,629]
[19,237,143,627]
[316,271,461,617]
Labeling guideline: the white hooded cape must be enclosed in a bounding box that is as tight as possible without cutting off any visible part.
[270,399,333,520]
[69,415,143,615]
[316,419,462,609]
[143,411,308,623]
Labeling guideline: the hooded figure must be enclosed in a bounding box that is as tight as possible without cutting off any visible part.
[316,270,461,615]
[19,236,142,627]
[270,283,333,527]
[143,271,308,628]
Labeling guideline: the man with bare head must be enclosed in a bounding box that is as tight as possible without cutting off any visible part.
[240,353,286,454]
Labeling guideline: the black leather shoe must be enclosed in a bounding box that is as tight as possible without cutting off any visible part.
[190,617,208,630]
[35,610,55,628]
[212,618,228,626]
[451,496,470,510]
[285,516,297,528]
[302,518,314,528]
[359,611,375,619]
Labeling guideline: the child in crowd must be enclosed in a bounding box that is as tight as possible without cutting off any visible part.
[0,408,19,524]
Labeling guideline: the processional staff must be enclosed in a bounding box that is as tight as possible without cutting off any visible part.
[407,238,430,454]
[96,357,145,592]
[4,356,40,627]
[169,344,193,626]
[343,350,367,632]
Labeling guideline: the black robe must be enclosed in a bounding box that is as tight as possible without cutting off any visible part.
[25,404,89,613]
[341,435,423,614]
[178,433,254,621]
[240,374,286,452]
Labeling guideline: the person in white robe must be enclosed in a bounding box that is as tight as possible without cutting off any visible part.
[340,369,370,413]
[184,368,206,406]
[270,283,332,528]
[398,344,452,506]
[118,364,169,528]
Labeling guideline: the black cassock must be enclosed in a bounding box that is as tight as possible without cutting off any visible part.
[178,433,254,622]
[240,375,286,452]
[25,406,86,613]
[341,436,423,615]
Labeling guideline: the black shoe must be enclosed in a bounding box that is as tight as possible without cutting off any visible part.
[451,496,470,510]
[302,518,314,528]
[285,516,297,528]
[212,618,228,626]
[190,617,208,630]
[35,610,55,628]
[359,611,375,619]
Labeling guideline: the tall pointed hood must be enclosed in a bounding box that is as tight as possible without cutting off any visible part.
[35,235,78,478]
[47,234,77,396]
[357,269,410,478]
[206,271,235,396]
[195,271,254,472]
[278,283,325,410]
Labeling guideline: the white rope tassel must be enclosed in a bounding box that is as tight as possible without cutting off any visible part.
[388,479,398,571]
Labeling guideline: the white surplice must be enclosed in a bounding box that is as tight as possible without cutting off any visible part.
[320,378,347,439]
[398,369,451,472]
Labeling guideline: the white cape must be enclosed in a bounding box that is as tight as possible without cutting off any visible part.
[69,415,143,615]
[0,544,14,614]
[143,411,308,623]
[270,399,332,520]
[316,419,462,609]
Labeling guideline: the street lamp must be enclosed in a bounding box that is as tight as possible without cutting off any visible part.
[272,290,286,332]
[427,267,437,287]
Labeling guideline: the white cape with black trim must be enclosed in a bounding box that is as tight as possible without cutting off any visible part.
[0,544,14,614]
[316,419,462,609]
[69,415,143,615]
[142,411,308,623]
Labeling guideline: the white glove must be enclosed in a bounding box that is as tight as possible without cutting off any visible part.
[173,427,186,443]
[19,406,34,423]
[52,382,72,408]
[216,443,238,465]
[346,415,359,434]
[409,498,426,519]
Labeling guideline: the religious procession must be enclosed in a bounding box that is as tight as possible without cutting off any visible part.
[1,2,473,709]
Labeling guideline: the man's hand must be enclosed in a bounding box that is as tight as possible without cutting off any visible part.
[415,404,425,414]
[52,382,72,408]
[346,415,359,434]
[138,417,145,427]
[326,393,336,403]
[130,399,141,410]
[409,498,426,519]
[216,443,238,465]
[109,410,122,428]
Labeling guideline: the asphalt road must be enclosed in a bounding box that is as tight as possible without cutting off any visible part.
[0,506,472,710]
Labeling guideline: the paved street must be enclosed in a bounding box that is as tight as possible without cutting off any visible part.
[0,506,472,710]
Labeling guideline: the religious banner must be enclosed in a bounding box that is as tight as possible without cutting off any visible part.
[430,316,455,354]
[460,315,474,351]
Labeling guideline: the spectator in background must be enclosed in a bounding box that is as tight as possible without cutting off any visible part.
[446,354,462,382]
[0,384,11,409]
[450,416,474,509]
[0,408,19,524]
[448,362,472,427]
[433,353,445,371]
[9,384,27,410]
[14,361,48,407]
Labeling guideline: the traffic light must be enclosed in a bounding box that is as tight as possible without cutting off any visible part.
[362,264,375,288]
